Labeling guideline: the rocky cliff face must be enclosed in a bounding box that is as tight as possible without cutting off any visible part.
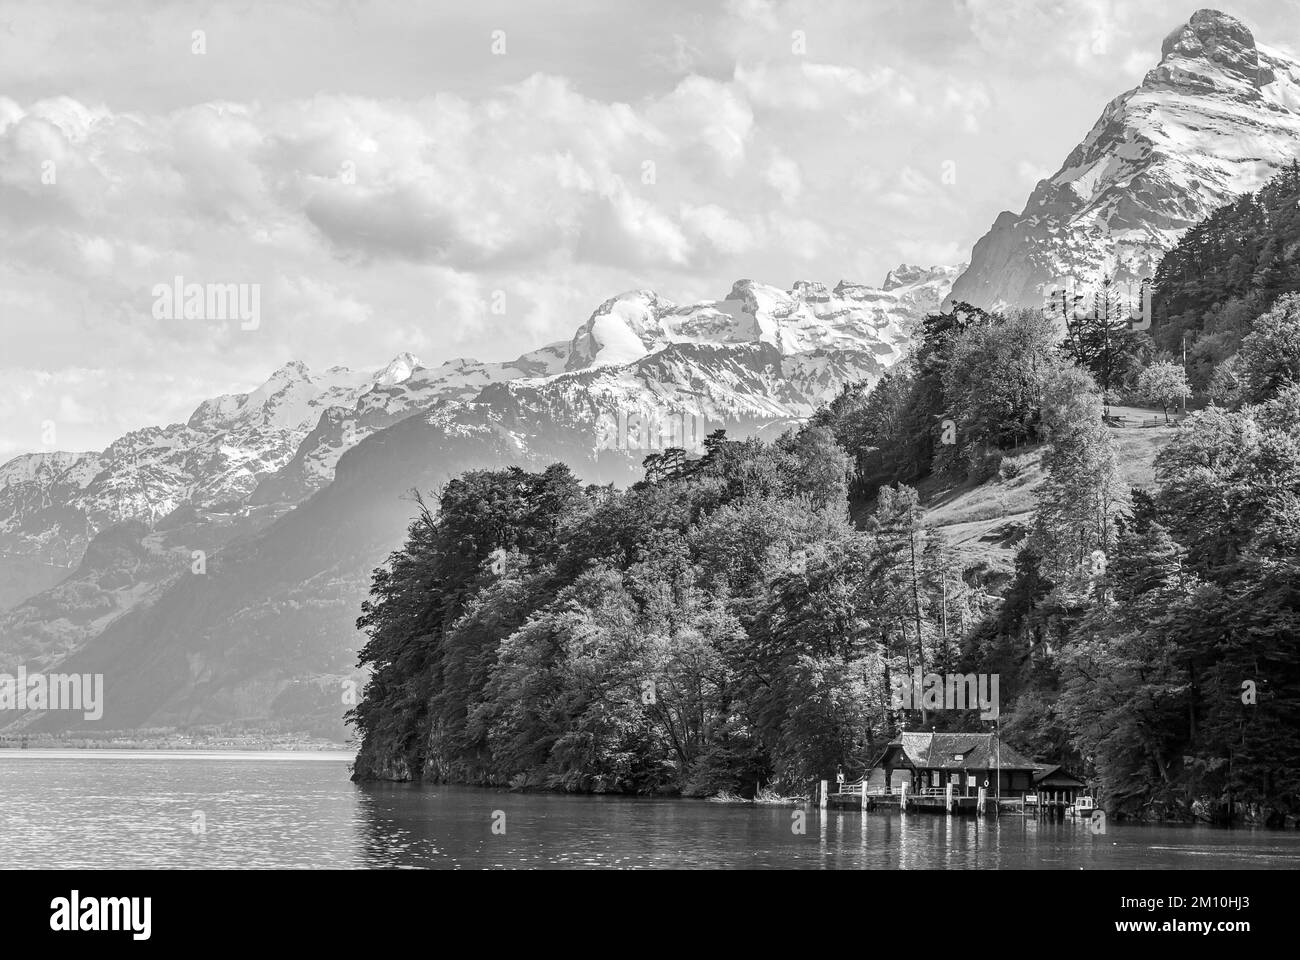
[950,9,1300,310]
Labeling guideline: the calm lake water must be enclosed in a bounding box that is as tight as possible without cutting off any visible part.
[1,750,1298,869]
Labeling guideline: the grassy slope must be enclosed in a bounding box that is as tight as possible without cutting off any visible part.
[920,420,1180,577]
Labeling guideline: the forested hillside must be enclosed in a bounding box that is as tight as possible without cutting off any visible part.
[1154,160,1300,392]
[351,170,1300,826]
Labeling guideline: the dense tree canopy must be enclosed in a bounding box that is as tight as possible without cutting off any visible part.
[351,164,1300,825]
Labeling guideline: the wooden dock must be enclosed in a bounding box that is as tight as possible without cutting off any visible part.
[821,780,1087,820]
[823,780,988,815]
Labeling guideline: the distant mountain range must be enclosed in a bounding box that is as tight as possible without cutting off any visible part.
[0,265,958,736]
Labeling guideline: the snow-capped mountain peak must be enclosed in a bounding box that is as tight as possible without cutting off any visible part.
[1152,8,1269,96]
[882,264,942,292]
[565,291,668,370]
[1,265,959,574]
[561,268,962,374]
[185,355,422,434]
[951,8,1300,310]
[374,352,424,385]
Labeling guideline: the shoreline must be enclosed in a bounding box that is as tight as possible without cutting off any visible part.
[352,776,1299,831]
[5,750,1296,832]
[0,740,351,754]
[0,746,355,761]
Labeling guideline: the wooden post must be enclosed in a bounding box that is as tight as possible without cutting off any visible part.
[860,779,868,812]
[945,781,954,814]
[819,779,828,810]
[900,781,909,813]
[977,786,986,816]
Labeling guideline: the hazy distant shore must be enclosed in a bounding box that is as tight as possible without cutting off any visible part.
[0,733,349,752]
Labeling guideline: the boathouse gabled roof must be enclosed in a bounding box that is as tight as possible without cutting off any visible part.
[870,732,1039,771]
[1032,764,1088,787]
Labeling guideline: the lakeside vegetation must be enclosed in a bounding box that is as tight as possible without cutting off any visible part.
[350,168,1300,826]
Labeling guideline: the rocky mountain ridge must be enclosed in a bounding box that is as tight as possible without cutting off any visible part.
[950,8,1300,310]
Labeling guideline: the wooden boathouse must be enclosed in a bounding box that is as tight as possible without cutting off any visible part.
[867,732,1038,801]
[1032,764,1088,803]
[823,732,1089,817]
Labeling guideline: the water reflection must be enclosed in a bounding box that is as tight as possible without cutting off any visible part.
[2,753,1298,869]
[349,781,1300,870]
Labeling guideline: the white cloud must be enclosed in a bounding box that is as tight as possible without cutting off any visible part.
[1017,160,1054,186]
[764,151,803,204]
[7,0,1292,453]
[966,0,1131,70]
[943,83,992,134]
[734,61,898,112]
[648,75,754,177]
[680,203,757,257]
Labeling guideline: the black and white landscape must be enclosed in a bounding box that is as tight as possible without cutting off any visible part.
[1,1,1299,897]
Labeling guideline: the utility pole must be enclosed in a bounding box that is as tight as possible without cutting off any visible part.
[1182,332,1188,416]
[909,526,928,726]
[940,576,949,674]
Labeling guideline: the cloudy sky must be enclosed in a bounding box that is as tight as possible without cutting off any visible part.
[1,0,1296,456]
